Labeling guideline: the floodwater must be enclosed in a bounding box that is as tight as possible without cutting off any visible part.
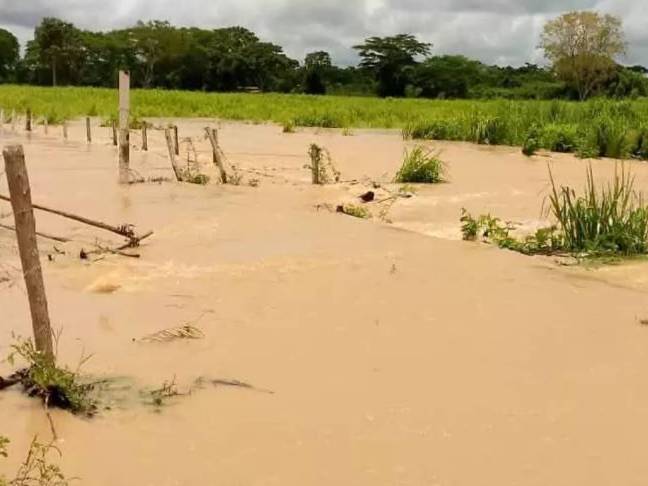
[2,119,648,485]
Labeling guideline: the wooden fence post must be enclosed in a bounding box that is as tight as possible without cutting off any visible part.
[141,124,148,151]
[85,117,92,143]
[25,110,32,132]
[309,144,320,185]
[165,128,183,181]
[173,125,180,156]
[112,121,118,146]
[3,145,55,360]
[204,127,227,183]
[118,70,130,184]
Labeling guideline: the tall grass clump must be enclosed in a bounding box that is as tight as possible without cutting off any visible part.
[548,165,648,255]
[395,146,445,183]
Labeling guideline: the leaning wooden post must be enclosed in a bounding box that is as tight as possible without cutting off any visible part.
[118,71,130,184]
[173,125,180,156]
[3,145,55,361]
[204,127,227,183]
[111,121,118,146]
[25,110,32,132]
[141,124,148,151]
[85,117,92,143]
[165,128,183,181]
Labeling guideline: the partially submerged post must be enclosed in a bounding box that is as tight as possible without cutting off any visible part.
[165,128,183,181]
[173,125,180,156]
[112,121,118,146]
[141,124,148,151]
[85,117,92,143]
[62,122,68,141]
[44,118,48,134]
[204,127,227,183]
[0,108,4,126]
[309,144,321,185]
[25,110,32,132]
[10,110,16,131]
[3,145,55,361]
[118,70,130,184]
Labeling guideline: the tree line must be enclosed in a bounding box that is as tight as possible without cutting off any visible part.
[0,12,645,100]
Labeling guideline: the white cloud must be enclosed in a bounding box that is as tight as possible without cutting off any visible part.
[0,0,646,66]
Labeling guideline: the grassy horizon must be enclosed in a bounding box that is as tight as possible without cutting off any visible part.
[2,85,648,159]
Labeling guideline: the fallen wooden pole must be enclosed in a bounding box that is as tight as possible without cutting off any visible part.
[0,193,138,240]
[165,128,184,181]
[0,223,70,243]
[3,144,55,360]
[204,127,228,183]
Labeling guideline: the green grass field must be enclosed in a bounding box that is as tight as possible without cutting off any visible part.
[2,85,648,159]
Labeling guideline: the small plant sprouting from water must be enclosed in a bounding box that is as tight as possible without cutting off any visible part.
[395,146,445,184]
[6,337,97,416]
[461,164,648,258]
[146,376,186,408]
[337,204,370,219]
[7,437,73,486]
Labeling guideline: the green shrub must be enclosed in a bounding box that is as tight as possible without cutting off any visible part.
[548,166,648,255]
[395,146,445,183]
[540,124,578,153]
[522,125,541,156]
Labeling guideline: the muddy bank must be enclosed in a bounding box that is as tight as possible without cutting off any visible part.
[1,120,648,485]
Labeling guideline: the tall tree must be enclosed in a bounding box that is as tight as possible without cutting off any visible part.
[33,18,84,86]
[303,51,332,94]
[0,28,19,82]
[541,11,626,100]
[353,34,431,97]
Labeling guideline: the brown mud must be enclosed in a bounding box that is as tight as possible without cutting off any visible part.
[1,119,648,485]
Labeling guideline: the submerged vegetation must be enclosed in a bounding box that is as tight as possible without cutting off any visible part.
[395,146,445,183]
[6,338,97,416]
[1,436,73,486]
[462,165,648,258]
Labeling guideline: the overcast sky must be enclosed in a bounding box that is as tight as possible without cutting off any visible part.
[1,0,647,67]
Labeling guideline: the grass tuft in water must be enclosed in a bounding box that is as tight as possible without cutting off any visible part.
[395,146,445,183]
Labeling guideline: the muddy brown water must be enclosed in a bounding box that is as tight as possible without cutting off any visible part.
[1,119,648,485]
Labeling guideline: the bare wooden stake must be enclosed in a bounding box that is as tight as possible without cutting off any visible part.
[141,124,148,151]
[112,121,118,146]
[118,70,130,184]
[173,125,180,156]
[25,110,32,132]
[2,145,54,360]
[85,117,92,143]
[62,122,68,141]
[309,145,321,185]
[204,127,228,183]
[165,128,183,181]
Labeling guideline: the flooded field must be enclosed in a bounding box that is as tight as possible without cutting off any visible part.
[2,119,648,485]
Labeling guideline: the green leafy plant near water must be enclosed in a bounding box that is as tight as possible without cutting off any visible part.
[1,436,73,486]
[7,337,97,416]
[395,146,445,183]
[462,165,648,258]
